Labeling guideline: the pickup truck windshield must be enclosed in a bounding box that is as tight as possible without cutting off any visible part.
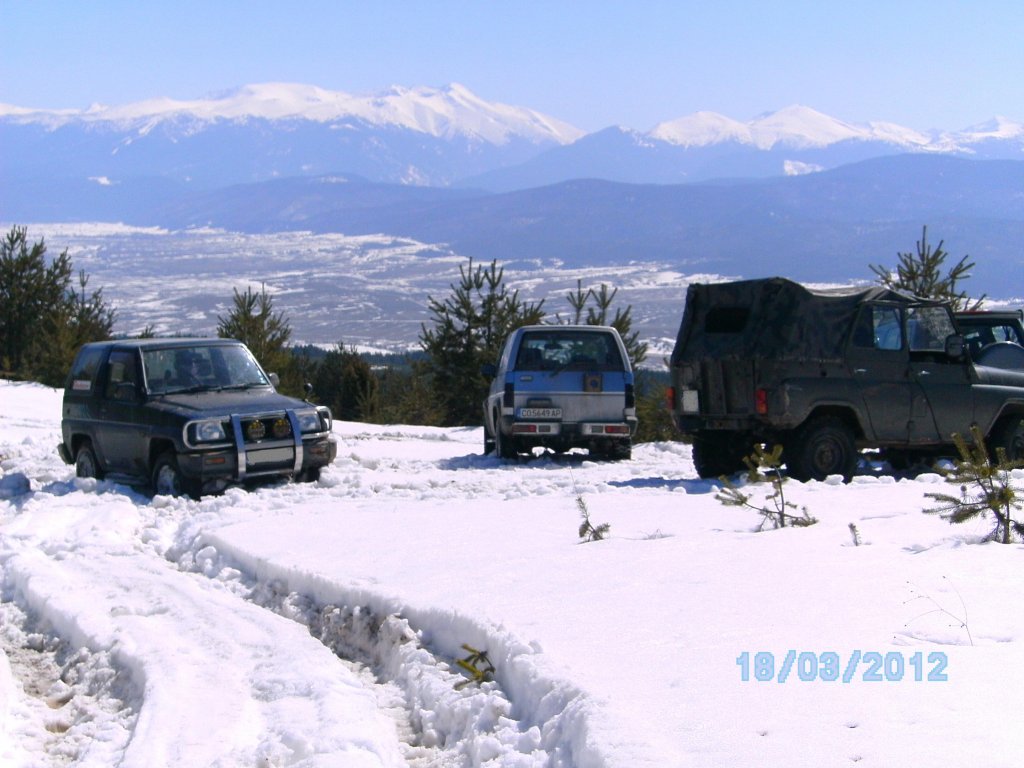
[143,345,270,394]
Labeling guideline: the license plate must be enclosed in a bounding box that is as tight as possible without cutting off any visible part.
[519,407,562,419]
[246,446,295,466]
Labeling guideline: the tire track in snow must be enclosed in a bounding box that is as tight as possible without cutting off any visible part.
[178,541,562,767]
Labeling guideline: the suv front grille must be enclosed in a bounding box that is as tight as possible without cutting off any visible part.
[241,414,293,444]
[230,411,303,480]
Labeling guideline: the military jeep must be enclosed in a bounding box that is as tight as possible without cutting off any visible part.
[668,277,1024,481]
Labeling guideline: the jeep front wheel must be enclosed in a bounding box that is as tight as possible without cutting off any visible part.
[989,416,1024,463]
[787,417,857,482]
[152,452,196,498]
[75,441,103,480]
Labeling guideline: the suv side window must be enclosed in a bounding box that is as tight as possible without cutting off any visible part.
[104,350,140,401]
[67,346,106,392]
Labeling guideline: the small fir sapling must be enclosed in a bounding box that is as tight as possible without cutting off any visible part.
[925,425,1024,544]
[715,444,818,530]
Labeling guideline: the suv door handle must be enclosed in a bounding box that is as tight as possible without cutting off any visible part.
[853,368,867,374]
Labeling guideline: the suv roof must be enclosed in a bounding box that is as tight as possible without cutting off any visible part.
[86,338,244,350]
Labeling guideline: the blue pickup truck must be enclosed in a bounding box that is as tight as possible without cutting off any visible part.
[482,325,637,460]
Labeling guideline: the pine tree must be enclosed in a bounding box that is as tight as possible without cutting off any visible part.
[420,259,545,426]
[559,279,648,369]
[312,341,379,422]
[925,426,1024,544]
[0,227,114,385]
[217,284,292,373]
[870,225,984,311]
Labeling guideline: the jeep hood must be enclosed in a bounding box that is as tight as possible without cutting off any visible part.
[974,365,1024,388]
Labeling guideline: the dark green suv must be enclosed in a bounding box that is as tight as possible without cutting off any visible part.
[668,278,1024,481]
[58,338,336,497]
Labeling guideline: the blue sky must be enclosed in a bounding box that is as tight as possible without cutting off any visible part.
[3,0,1022,132]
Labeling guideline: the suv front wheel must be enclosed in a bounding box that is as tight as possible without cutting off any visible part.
[75,441,103,480]
[152,452,195,498]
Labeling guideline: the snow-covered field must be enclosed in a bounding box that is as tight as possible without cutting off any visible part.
[6,223,723,356]
[2,378,1023,767]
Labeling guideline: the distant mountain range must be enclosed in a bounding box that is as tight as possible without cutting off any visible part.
[2,82,1023,299]
[3,82,1022,191]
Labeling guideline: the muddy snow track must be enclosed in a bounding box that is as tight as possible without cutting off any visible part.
[0,426,622,766]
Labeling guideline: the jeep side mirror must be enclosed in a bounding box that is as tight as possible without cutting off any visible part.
[304,382,314,402]
[481,363,497,378]
[268,372,280,388]
[945,334,966,360]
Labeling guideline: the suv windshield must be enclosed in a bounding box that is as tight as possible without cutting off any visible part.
[515,330,625,372]
[143,345,270,394]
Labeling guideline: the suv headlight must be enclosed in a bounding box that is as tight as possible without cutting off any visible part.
[191,420,227,442]
[295,408,330,434]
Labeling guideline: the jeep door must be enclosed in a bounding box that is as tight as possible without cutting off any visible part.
[93,349,148,475]
[846,304,916,442]
[906,306,976,443]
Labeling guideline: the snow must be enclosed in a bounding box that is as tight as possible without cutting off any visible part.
[0,82,583,147]
[651,104,957,151]
[2,378,1024,767]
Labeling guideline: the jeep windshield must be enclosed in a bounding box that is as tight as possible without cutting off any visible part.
[143,344,272,395]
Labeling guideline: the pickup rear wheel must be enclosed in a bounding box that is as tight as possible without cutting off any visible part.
[787,417,857,482]
[75,441,103,480]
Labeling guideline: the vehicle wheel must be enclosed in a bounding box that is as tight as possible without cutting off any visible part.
[484,429,496,456]
[152,452,196,498]
[75,441,103,479]
[787,417,857,482]
[692,431,749,478]
[495,427,518,460]
[989,416,1024,464]
[297,466,321,483]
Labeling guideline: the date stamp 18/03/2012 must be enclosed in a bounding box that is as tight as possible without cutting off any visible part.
[737,650,948,683]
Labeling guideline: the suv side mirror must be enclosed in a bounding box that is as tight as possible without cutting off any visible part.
[268,372,280,388]
[945,334,966,360]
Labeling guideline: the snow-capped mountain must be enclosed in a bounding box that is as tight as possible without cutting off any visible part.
[2,83,1022,219]
[0,82,583,146]
[649,105,935,150]
[0,83,584,191]
[467,106,1023,191]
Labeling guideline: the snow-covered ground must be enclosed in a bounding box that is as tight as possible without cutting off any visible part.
[2,378,1023,767]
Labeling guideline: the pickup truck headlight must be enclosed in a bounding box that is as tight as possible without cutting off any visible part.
[191,419,227,442]
[295,407,330,434]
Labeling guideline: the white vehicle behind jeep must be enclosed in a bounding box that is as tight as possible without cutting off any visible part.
[482,325,637,460]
